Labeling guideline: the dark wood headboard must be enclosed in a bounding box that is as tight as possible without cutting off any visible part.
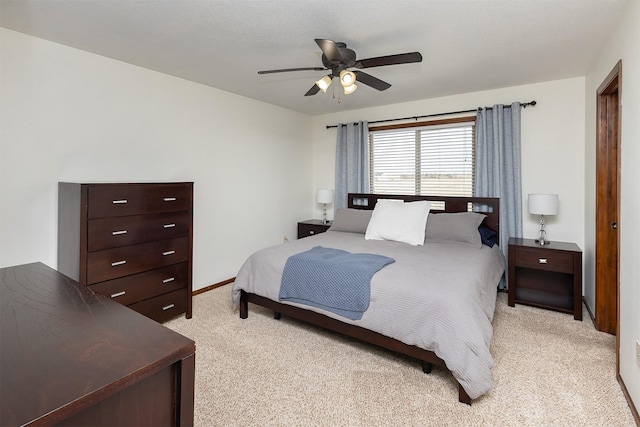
[347,193,500,237]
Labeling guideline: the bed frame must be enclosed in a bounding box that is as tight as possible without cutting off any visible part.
[239,193,500,404]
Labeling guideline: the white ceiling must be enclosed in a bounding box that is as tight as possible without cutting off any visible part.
[0,0,628,115]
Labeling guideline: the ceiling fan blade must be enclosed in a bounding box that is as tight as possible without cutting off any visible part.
[355,52,423,69]
[304,84,321,96]
[258,67,326,74]
[353,71,391,91]
[315,39,342,62]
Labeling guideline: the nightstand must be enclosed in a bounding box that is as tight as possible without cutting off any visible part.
[297,219,332,239]
[508,237,582,320]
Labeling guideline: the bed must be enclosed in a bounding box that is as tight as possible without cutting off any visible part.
[232,193,504,404]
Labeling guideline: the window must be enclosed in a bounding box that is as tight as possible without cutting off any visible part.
[369,117,476,197]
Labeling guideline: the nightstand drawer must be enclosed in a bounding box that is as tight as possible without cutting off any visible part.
[299,224,326,237]
[297,220,332,239]
[515,247,574,273]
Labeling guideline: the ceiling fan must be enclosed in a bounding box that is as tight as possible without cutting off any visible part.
[257,39,422,96]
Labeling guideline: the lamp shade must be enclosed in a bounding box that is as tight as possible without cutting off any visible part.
[528,194,559,215]
[316,189,334,204]
[343,83,358,94]
[315,75,332,93]
[339,70,356,87]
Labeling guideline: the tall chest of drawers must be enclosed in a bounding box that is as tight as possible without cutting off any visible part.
[58,182,193,322]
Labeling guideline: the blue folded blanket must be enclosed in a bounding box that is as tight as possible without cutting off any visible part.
[279,246,395,320]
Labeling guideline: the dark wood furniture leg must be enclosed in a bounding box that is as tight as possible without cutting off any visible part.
[178,353,196,427]
[458,385,472,405]
[240,291,249,319]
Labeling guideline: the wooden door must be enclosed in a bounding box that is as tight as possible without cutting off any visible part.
[595,61,621,340]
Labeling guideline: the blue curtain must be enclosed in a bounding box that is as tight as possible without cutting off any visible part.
[335,121,370,209]
[475,103,522,288]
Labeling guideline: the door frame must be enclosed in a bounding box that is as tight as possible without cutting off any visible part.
[594,60,621,370]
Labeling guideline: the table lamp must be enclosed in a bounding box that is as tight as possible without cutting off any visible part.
[528,194,559,246]
[316,189,334,224]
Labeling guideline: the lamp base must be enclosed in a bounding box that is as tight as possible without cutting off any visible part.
[535,215,550,246]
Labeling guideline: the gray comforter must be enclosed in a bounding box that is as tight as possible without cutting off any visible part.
[232,230,505,399]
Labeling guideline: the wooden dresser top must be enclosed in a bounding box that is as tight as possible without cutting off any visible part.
[0,262,195,426]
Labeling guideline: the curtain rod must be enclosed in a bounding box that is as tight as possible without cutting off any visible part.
[325,100,536,129]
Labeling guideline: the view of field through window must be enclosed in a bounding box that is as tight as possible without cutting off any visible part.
[369,121,475,198]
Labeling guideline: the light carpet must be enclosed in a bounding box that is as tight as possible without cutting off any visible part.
[165,286,635,426]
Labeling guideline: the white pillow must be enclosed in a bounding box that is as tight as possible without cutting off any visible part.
[365,200,431,245]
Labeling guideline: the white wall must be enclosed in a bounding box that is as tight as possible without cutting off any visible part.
[311,78,586,253]
[0,28,314,290]
[585,0,640,410]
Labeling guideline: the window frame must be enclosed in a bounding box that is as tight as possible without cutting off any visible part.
[368,116,477,197]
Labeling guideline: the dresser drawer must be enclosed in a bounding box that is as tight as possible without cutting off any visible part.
[88,212,190,251]
[87,237,190,284]
[129,289,188,323]
[88,183,191,218]
[88,263,188,305]
[515,247,574,273]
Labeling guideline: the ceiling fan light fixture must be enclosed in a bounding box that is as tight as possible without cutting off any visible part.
[343,83,358,95]
[258,39,422,98]
[339,70,356,87]
[315,75,332,93]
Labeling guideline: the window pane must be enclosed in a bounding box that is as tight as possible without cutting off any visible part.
[420,125,473,197]
[370,130,416,194]
[369,121,475,196]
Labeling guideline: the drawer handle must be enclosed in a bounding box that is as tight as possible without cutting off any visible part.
[163,277,175,283]
[112,230,127,235]
[163,223,176,228]
[111,260,126,267]
[538,258,548,264]
[162,304,175,311]
[164,197,177,202]
[110,291,126,298]
[309,230,315,235]
[163,250,176,256]
[112,199,128,204]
